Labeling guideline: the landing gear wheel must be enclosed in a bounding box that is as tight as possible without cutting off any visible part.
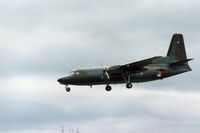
[105,85,112,91]
[126,83,133,89]
[65,86,71,92]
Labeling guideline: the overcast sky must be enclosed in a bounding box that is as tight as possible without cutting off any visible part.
[0,0,199,133]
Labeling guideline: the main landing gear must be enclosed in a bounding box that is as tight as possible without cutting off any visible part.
[122,73,133,89]
[65,85,71,92]
[126,82,133,89]
[105,85,112,91]
[105,83,132,91]
[105,82,132,91]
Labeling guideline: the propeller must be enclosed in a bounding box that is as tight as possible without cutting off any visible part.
[101,68,110,80]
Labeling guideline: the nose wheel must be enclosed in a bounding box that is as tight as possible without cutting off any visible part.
[65,86,71,92]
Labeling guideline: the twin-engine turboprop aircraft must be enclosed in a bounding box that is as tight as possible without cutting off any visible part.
[58,33,192,92]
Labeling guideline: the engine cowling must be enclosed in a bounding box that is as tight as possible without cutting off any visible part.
[108,65,121,73]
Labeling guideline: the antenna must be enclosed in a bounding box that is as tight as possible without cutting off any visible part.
[61,125,65,133]
[61,127,79,133]
[76,128,79,133]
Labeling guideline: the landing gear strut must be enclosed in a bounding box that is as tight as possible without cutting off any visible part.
[122,73,133,89]
[105,85,112,91]
[65,86,71,92]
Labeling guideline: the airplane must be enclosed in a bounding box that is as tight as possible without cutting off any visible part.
[57,33,193,92]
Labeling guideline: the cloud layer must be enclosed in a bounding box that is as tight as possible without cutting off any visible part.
[0,0,199,133]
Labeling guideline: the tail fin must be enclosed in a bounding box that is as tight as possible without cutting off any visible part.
[167,33,187,61]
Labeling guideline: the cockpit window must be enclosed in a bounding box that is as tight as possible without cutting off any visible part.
[69,71,75,76]
[69,71,80,76]
[75,71,80,75]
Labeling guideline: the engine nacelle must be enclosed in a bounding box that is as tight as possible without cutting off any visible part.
[108,65,121,73]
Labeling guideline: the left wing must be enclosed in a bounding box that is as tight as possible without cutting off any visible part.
[120,56,162,73]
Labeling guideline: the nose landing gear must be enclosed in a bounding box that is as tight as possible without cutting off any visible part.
[65,85,71,92]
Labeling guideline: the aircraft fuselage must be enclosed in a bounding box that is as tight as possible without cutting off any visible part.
[57,33,192,92]
[58,61,190,85]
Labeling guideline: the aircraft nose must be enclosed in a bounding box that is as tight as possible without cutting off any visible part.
[57,77,67,84]
[57,76,74,85]
[57,78,63,83]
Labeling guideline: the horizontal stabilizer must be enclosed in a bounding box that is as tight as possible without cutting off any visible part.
[169,58,193,66]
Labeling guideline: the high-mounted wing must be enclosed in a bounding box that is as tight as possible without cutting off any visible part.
[120,56,162,73]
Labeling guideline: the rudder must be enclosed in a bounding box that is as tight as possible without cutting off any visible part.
[167,33,187,61]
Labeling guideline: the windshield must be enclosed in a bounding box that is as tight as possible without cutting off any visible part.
[69,71,75,76]
[69,71,80,76]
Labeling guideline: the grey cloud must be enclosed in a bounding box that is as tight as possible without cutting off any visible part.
[1,78,200,132]
[0,0,198,85]
[0,0,200,132]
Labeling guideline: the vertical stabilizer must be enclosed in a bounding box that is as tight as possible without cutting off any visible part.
[167,33,187,61]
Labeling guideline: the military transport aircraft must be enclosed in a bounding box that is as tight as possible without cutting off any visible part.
[58,33,192,92]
